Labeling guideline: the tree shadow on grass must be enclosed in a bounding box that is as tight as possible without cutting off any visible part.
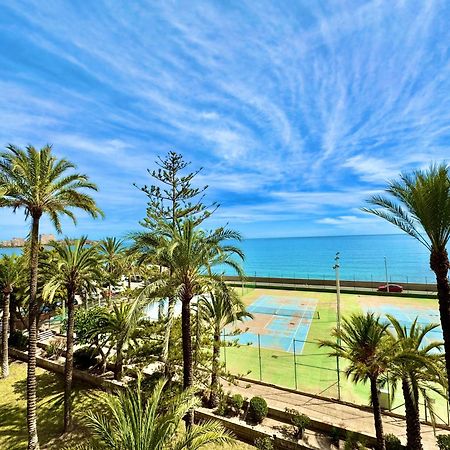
[9,370,102,449]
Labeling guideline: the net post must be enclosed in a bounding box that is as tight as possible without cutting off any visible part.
[293,339,298,390]
[258,333,262,381]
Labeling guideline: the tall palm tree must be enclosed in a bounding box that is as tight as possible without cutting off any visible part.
[79,376,233,450]
[198,283,251,407]
[385,315,446,450]
[320,313,391,450]
[43,237,103,432]
[0,254,23,378]
[0,144,102,450]
[162,220,244,426]
[99,237,126,300]
[362,164,450,385]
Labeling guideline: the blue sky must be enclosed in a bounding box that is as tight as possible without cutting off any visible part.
[0,0,450,240]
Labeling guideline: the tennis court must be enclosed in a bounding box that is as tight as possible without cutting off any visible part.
[229,294,318,352]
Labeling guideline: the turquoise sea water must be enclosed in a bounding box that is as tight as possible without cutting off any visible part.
[0,234,436,283]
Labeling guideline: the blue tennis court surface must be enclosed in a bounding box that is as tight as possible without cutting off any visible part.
[364,305,443,346]
[227,295,318,353]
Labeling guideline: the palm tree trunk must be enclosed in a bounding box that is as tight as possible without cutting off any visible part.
[64,285,76,432]
[162,296,175,375]
[370,377,385,450]
[402,378,423,450]
[115,339,124,381]
[181,288,193,427]
[430,248,450,387]
[1,289,11,378]
[209,330,221,408]
[9,298,16,336]
[27,215,40,450]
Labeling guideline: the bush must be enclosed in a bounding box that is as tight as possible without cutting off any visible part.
[254,436,274,450]
[73,347,98,370]
[285,408,310,440]
[229,394,244,416]
[248,396,268,424]
[344,431,366,450]
[330,427,341,447]
[385,433,402,450]
[45,338,65,359]
[8,330,28,350]
[437,435,450,450]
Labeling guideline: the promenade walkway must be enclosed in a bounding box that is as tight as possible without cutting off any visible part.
[225,378,448,449]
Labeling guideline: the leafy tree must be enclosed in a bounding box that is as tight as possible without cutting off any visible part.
[0,144,102,450]
[320,313,391,450]
[363,164,450,387]
[79,376,233,450]
[43,237,103,432]
[198,283,251,406]
[135,151,216,371]
[385,315,447,450]
[0,254,23,378]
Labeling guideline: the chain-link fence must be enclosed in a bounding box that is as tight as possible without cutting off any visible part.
[221,333,450,426]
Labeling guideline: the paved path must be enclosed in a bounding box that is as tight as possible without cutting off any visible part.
[225,379,447,449]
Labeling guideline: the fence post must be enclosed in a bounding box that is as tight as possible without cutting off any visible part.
[258,334,262,381]
[293,339,298,390]
[336,355,341,401]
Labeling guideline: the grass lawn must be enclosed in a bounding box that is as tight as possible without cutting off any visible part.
[225,288,448,422]
[0,361,254,450]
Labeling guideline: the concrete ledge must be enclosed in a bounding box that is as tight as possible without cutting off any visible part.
[194,408,317,450]
[9,347,124,392]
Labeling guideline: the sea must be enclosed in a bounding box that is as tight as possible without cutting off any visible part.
[0,234,436,283]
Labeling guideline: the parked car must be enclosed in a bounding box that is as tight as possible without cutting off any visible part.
[377,284,403,293]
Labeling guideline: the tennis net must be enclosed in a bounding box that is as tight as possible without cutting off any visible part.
[247,305,320,319]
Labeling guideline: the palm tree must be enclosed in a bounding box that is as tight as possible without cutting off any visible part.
[362,164,450,385]
[0,254,23,378]
[0,144,102,450]
[319,313,391,450]
[103,295,146,380]
[385,315,446,450]
[99,237,126,300]
[158,220,244,424]
[79,376,233,450]
[43,237,103,432]
[198,283,251,407]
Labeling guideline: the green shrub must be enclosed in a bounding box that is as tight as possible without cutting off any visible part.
[45,338,65,359]
[229,394,244,416]
[73,347,98,370]
[248,396,268,424]
[437,435,450,450]
[344,431,366,450]
[254,436,274,450]
[285,408,310,439]
[330,427,341,447]
[385,433,402,450]
[8,330,28,350]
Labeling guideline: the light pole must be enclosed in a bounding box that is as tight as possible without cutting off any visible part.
[384,256,390,293]
[333,252,342,400]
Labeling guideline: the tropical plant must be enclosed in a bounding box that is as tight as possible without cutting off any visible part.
[0,144,102,449]
[141,219,244,426]
[319,313,391,450]
[198,283,251,406]
[363,164,450,387]
[80,376,234,450]
[0,254,22,378]
[102,295,146,380]
[43,237,103,432]
[99,237,126,299]
[384,315,446,450]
